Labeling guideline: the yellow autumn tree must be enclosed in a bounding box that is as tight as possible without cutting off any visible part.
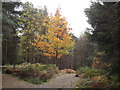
[33,8,75,60]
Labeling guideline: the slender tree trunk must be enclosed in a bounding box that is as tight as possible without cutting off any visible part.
[60,59,62,69]
[46,58,48,64]
[71,56,73,69]
[55,55,57,65]
[6,40,7,64]
[55,52,58,66]
[26,48,27,62]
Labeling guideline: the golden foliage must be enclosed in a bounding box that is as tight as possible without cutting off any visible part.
[60,69,76,74]
[32,8,75,59]
[91,57,110,69]
[91,57,101,69]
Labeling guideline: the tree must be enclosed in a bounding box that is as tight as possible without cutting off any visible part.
[33,8,75,64]
[2,2,22,65]
[18,2,48,63]
[85,1,120,76]
[73,32,96,69]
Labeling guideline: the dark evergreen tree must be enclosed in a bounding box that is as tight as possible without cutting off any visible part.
[2,2,22,65]
[85,1,120,77]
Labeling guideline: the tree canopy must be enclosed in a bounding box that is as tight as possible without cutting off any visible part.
[85,1,120,76]
[33,8,75,59]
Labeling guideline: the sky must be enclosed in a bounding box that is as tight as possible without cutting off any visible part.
[21,0,92,37]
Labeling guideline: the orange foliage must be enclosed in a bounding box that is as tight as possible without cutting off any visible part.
[32,8,75,59]
[91,57,101,69]
[60,69,76,74]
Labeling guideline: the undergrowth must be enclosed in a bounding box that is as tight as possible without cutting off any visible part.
[76,66,119,88]
[3,63,59,84]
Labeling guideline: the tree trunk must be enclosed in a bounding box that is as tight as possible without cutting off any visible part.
[5,39,8,64]
[55,53,58,66]
[60,59,62,69]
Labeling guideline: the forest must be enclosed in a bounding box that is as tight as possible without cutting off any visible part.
[1,1,120,88]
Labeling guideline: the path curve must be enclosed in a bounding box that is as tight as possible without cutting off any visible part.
[2,73,80,88]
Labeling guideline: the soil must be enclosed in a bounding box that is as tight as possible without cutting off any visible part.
[2,73,80,88]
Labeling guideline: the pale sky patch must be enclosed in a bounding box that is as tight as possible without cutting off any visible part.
[21,0,92,37]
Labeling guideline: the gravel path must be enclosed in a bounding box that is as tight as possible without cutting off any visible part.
[2,74,33,88]
[2,73,80,88]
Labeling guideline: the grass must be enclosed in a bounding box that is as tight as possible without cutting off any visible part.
[23,77,48,84]
[7,73,48,85]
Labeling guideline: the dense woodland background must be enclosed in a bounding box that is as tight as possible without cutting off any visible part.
[2,1,120,83]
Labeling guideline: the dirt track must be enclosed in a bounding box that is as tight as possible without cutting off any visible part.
[2,73,80,88]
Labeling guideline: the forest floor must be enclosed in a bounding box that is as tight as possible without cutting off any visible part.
[2,73,80,88]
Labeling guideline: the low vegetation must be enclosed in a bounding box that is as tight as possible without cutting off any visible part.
[76,66,105,78]
[3,63,59,84]
[76,66,119,88]
[2,1,120,88]
[60,69,76,74]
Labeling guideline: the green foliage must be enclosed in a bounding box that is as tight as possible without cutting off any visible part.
[18,2,48,63]
[85,1,120,77]
[76,66,119,88]
[88,74,119,88]
[3,63,59,84]
[18,63,58,79]
[73,33,96,69]
[23,77,47,84]
[76,66,105,78]
[2,2,22,65]
[76,78,92,88]
[106,75,119,88]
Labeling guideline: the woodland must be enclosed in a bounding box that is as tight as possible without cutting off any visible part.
[1,1,120,88]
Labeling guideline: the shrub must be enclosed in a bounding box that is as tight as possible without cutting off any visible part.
[60,69,76,74]
[106,75,119,88]
[76,78,92,88]
[23,77,47,84]
[88,74,119,88]
[76,66,105,78]
[76,66,119,88]
[3,63,59,84]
